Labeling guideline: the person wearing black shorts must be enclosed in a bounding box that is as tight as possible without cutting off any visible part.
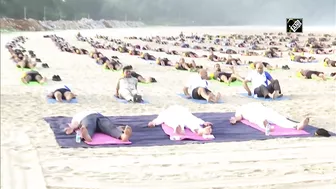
[47,86,77,102]
[299,69,326,81]
[21,70,46,84]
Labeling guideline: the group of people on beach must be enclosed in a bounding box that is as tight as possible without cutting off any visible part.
[6,31,335,141]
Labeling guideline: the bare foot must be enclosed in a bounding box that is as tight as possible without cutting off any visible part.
[296,117,310,130]
[197,126,212,136]
[272,91,280,99]
[148,121,155,128]
[80,126,92,142]
[64,127,74,135]
[175,125,185,135]
[120,126,132,141]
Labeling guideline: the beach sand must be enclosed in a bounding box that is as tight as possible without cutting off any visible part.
[1,26,336,189]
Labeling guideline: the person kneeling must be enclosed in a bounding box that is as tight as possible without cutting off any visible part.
[230,102,309,131]
[47,85,77,102]
[116,65,143,103]
[64,111,132,142]
[243,63,282,99]
[21,70,47,84]
[148,105,213,136]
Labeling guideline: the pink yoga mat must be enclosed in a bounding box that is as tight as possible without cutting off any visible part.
[161,124,215,141]
[241,120,309,136]
[85,133,132,145]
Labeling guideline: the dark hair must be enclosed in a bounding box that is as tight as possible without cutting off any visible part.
[123,65,133,72]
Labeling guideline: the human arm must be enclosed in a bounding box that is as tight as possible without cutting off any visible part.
[115,78,121,97]
[183,87,191,98]
[243,73,252,96]
[265,71,273,82]
[230,107,243,125]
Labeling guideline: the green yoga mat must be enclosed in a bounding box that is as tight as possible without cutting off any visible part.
[17,67,35,72]
[21,81,46,86]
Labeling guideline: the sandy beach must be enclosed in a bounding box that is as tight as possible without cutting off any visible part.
[1,26,336,189]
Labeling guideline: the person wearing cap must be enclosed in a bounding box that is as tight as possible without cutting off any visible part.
[243,62,282,99]
[46,84,77,102]
[229,102,310,131]
[64,111,132,142]
[147,105,213,135]
[183,69,221,103]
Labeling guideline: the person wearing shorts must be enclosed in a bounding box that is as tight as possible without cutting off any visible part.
[47,85,77,102]
[64,111,132,142]
[21,70,46,84]
[183,69,221,103]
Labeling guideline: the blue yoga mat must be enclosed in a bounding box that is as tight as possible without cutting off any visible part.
[238,93,290,101]
[177,93,224,104]
[43,112,330,148]
[113,95,149,104]
[47,98,78,104]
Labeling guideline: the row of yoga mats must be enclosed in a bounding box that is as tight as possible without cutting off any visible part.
[44,112,334,148]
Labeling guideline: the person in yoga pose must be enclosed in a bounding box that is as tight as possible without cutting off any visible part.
[128,65,157,83]
[21,70,47,84]
[298,69,327,81]
[229,102,310,131]
[64,111,132,142]
[289,52,316,63]
[156,57,173,66]
[243,63,282,99]
[129,47,141,56]
[175,58,202,72]
[139,52,156,61]
[147,105,213,136]
[183,69,221,103]
[225,56,242,66]
[183,51,199,58]
[166,49,180,55]
[249,61,278,71]
[208,51,226,62]
[264,49,280,58]
[17,54,36,69]
[47,85,77,102]
[103,58,123,71]
[323,58,336,67]
[115,65,143,103]
[212,64,244,84]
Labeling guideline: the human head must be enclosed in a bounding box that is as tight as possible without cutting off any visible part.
[214,63,221,71]
[123,65,133,77]
[255,63,264,74]
[198,69,208,79]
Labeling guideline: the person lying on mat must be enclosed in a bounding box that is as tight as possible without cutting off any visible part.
[64,111,132,142]
[230,102,310,131]
[243,63,282,99]
[139,52,156,61]
[116,65,143,103]
[212,64,244,84]
[175,58,202,72]
[128,65,157,83]
[156,57,174,66]
[147,105,213,136]
[183,69,221,103]
[248,61,278,71]
[103,58,123,71]
[21,70,47,84]
[46,85,77,102]
[16,54,36,69]
[129,47,141,56]
[323,58,336,67]
[298,69,327,81]
[208,51,225,62]
[225,56,242,66]
[289,52,316,63]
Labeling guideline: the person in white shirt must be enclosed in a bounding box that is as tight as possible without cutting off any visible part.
[183,69,221,103]
[147,105,213,135]
[64,111,132,142]
[230,102,310,131]
[116,65,142,103]
[46,84,77,102]
[243,63,282,99]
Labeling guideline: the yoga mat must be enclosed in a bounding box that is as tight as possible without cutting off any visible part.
[241,119,309,136]
[44,112,328,148]
[47,98,78,104]
[85,133,131,145]
[238,93,290,101]
[21,81,46,86]
[177,93,224,104]
[161,124,215,141]
[17,67,34,71]
[113,95,149,104]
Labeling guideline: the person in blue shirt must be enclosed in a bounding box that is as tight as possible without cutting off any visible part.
[243,63,282,99]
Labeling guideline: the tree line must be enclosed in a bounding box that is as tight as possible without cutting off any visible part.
[0,0,334,26]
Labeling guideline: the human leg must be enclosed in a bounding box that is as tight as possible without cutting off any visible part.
[79,113,100,142]
[118,88,134,101]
